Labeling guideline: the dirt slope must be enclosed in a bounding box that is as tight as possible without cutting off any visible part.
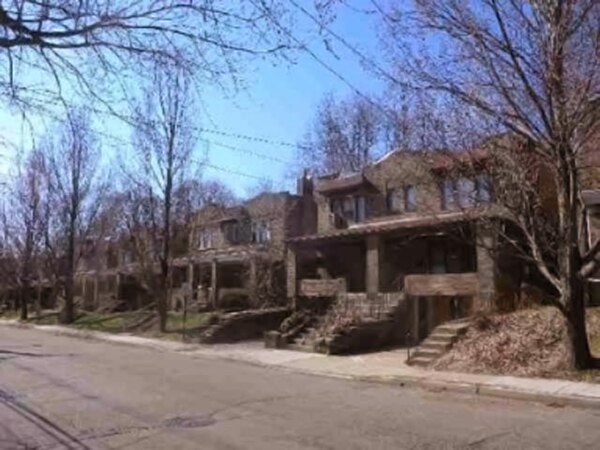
[434,307,600,378]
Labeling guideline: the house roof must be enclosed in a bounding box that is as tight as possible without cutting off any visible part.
[316,173,369,194]
[583,190,600,206]
[288,211,485,244]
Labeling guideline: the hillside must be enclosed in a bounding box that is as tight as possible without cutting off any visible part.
[434,307,600,379]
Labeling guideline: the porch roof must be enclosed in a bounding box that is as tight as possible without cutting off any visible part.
[288,211,482,244]
[583,189,600,206]
[177,245,267,265]
[316,173,371,194]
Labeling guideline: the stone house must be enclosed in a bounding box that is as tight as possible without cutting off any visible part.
[176,189,316,310]
[286,148,528,346]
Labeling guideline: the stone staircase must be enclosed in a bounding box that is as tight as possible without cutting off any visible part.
[408,318,470,367]
[288,292,405,353]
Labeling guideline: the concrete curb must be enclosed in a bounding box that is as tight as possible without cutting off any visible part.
[2,319,600,411]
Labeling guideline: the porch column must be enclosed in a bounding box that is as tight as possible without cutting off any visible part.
[187,262,195,299]
[412,296,419,343]
[93,274,99,310]
[115,272,122,302]
[286,247,297,307]
[366,234,380,295]
[476,223,497,312]
[249,257,258,294]
[210,259,218,309]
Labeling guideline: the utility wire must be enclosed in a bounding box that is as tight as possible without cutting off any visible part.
[200,138,294,165]
[251,0,397,122]
[288,0,407,90]
[96,129,277,182]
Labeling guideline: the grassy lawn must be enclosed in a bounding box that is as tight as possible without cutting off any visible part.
[166,312,215,331]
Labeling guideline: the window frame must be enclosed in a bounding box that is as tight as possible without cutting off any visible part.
[404,185,417,212]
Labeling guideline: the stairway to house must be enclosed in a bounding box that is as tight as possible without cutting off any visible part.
[288,293,406,353]
[408,318,470,367]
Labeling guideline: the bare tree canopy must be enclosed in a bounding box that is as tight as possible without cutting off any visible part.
[0,1,292,111]
[1,146,48,319]
[300,93,383,174]
[122,65,202,331]
[44,108,105,323]
[376,0,600,368]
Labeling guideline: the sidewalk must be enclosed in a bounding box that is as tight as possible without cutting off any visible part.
[3,319,600,410]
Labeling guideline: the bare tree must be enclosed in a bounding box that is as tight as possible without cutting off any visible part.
[0,1,293,115]
[299,93,383,174]
[46,109,104,324]
[1,148,48,320]
[377,0,600,369]
[124,66,200,332]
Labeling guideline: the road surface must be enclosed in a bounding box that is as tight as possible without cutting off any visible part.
[1,326,599,449]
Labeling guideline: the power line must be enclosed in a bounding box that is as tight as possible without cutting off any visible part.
[197,127,310,151]
[93,126,290,178]
[202,162,271,181]
[94,130,277,182]
[288,0,407,90]
[201,138,294,165]
[253,0,398,122]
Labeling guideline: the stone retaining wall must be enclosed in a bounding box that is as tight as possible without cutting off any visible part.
[199,307,288,344]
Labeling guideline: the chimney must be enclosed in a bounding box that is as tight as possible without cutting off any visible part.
[297,169,313,197]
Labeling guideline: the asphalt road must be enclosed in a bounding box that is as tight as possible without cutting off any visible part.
[1,326,600,450]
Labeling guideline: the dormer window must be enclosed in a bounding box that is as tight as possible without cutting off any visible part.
[198,227,216,249]
[404,185,417,212]
[252,220,271,244]
[476,174,492,204]
[442,174,492,210]
[387,185,417,213]
[223,222,241,245]
[330,195,367,223]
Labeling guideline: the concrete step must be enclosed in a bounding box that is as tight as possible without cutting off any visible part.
[436,323,470,334]
[408,356,434,367]
[412,348,443,359]
[426,334,455,344]
[420,341,451,352]
[427,330,460,340]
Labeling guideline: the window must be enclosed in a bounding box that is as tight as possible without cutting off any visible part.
[476,174,492,204]
[441,178,456,210]
[330,199,343,216]
[224,222,241,244]
[331,195,367,223]
[252,221,271,244]
[386,189,403,213]
[356,196,366,222]
[457,177,476,207]
[387,186,417,213]
[198,228,216,249]
[404,185,417,212]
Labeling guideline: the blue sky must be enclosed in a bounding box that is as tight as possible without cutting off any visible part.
[196,3,385,196]
[0,3,386,197]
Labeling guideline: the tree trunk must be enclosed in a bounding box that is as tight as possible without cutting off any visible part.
[157,289,168,332]
[20,285,29,321]
[61,274,75,324]
[563,277,593,370]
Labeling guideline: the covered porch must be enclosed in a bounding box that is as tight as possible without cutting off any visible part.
[173,247,268,311]
[287,215,503,342]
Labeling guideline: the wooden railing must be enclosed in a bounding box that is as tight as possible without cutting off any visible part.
[404,273,479,297]
[298,278,347,297]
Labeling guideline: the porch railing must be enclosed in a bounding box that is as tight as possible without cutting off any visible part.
[298,278,347,297]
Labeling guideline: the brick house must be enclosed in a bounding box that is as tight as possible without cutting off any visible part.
[176,189,315,310]
[286,148,526,346]
[70,187,315,312]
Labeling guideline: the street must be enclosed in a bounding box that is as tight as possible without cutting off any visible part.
[1,327,599,449]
